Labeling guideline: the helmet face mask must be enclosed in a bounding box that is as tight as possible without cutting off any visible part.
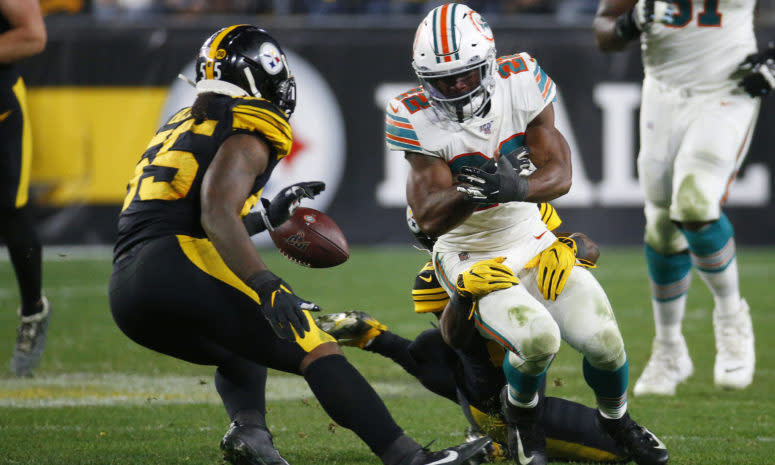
[196,25,297,117]
[412,4,496,123]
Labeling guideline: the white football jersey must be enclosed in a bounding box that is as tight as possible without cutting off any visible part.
[641,0,757,92]
[386,52,558,256]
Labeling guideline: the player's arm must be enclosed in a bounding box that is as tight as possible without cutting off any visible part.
[594,0,641,52]
[0,0,46,64]
[201,133,270,281]
[522,103,572,202]
[406,151,478,238]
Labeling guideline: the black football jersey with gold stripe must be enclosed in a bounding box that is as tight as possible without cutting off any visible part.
[114,94,292,258]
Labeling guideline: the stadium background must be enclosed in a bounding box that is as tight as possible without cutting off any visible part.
[13,8,775,247]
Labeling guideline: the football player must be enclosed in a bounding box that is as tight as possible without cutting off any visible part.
[387,4,668,464]
[110,25,489,465]
[0,0,49,377]
[316,204,641,464]
[595,0,760,394]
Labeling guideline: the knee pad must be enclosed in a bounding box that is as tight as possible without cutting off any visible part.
[581,323,626,371]
[674,173,719,222]
[644,202,687,254]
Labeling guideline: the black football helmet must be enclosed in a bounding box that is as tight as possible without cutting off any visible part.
[196,25,296,117]
[406,206,437,251]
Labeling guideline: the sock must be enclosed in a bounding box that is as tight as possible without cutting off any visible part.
[503,354,546,406]
[681,214,741,317]
[644,245,692,343]
[304,354,404,456]
[583,357,628,419]
[0,207,42,316]
[215,361,267,420]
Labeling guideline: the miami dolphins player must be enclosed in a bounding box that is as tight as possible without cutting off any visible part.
[385,4,668,464]
[594,0,761,396]
[316,204,645,464]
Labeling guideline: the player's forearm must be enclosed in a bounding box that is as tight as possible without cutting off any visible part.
[410,187,477,237]
[0,28,45,64]
[439,294,477,350]
[524,126,572,202]
[594,15,633,52]
[201,207,267,281]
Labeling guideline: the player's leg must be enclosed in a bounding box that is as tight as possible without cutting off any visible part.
[636,78,695,396]
[110,236,489,465]
[671,94,759,390]
[0,77,48,377]
[531,266,669,465]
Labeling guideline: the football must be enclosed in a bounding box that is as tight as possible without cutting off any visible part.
[269,207,349,268]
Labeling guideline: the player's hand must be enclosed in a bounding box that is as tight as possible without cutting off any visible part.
[267,181,326,228]
[456,257,519,300]
[479,146,532,175]
[537,238,577,300]
[616,0,678,40]
[456,154,529,203]
[246,270,320,340]
[569,232,599,268]
[736,43,775,98]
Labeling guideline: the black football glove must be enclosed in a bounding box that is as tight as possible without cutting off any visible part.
[243,181,325,235]
[456,152,529,203]
[246,270,320,340]
[478,146,532,174]
[737,43,775,98]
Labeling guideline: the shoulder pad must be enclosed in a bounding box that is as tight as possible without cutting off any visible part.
[385,88,444,156]
[231,97,293,159]
[412,261,449,314]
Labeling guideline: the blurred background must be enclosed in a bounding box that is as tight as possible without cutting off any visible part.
[16,0,775,248]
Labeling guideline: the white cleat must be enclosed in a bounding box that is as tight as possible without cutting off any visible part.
[633,337,693,396]
[714,298,755,390]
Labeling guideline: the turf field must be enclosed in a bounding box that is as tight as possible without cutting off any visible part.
[0,246,773,464]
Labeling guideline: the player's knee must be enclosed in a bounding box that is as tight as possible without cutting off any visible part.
[582,324,626,371]
[300,341,342,373]
[644,204,683,253]
[674,174,716,222]
[514,319,561,375]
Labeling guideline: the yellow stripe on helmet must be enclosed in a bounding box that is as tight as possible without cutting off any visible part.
[205,24,247,80]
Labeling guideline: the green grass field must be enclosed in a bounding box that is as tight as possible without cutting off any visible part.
[1,246,773,464]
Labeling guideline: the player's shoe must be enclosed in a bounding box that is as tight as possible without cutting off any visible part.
[713,298,755,390]
[10,297,51,377]
[314,310,387,348]
[500,387,547,465]
[596,412,669,465]
[633,337,693,396]
[463,427,508,464]
[220,421,290,465]
[399,436,492,465]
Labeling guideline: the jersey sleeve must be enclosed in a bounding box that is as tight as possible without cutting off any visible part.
[231,98,293,160]
[523,52,557,107]
[384,89,439,158]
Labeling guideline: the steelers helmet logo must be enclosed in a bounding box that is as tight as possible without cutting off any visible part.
[215,48,227,59]
[259,42,284,75]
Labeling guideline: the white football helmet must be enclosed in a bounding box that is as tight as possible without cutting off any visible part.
[412,3,496,123]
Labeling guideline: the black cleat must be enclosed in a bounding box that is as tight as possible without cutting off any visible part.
[400,437,492,465]
[596,412,669,465]
[220,421,290,465]
[501,387,547,465]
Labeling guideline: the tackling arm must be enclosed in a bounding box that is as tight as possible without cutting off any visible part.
[522,104,572,202]
[406,151,478,238]
[0,0,46,64]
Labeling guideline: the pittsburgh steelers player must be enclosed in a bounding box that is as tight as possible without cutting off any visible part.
[595,0,764,396]
[109,25,489,465]
[316,203,641,464]
[384,4,668,464]
[0,0,49,377]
